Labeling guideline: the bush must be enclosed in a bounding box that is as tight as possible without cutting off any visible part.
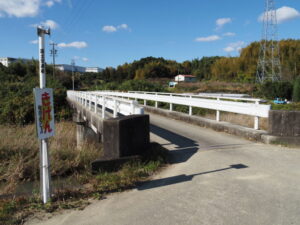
[293,76,300,102]
[257,81,293,100]
[119,80,166,92]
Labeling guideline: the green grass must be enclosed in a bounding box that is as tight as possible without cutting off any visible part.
[271,102,300,111]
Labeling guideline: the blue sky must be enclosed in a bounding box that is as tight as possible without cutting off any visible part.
[0,0,299,68]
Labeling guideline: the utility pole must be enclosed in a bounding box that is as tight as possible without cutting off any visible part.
[71,59,75,90]
[50,43,58,78]
[37,26,52,204]
[256,0,282,83]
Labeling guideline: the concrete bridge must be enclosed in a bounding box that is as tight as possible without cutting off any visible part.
[29,90,300,225]
[67,90,300,153]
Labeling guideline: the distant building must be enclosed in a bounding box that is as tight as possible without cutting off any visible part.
[175,74,196,82]
[85,67,102,73]
[55,64,86,73]
[0,57,31,67]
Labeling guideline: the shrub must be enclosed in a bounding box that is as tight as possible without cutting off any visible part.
[293,76,300,102]
[257,81,293,100]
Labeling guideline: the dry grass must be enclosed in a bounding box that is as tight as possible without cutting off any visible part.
[174,81,256,95]
[0,122,100,194]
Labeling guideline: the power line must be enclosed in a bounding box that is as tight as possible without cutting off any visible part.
[63,0,95,35]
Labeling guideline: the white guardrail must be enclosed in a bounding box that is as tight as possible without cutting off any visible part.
[94,91,271,130]
[67,91,144,118]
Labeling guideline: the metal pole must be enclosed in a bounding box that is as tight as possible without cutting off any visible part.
[38,26,51,204]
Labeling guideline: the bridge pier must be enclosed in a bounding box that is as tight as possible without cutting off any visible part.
[73,109,102,149]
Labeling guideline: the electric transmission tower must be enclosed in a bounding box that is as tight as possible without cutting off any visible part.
[50,43,58,78]
[256,0,282,83]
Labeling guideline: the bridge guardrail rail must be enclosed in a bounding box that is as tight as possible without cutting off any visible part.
[94,91,271,130]
[67,91,144,119]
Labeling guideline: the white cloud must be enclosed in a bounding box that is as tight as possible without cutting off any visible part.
[45,1,54,7]
[102,25,117,33]
[117,24,128,30]
[102,24,130,33]
[82,57,89,62]
[41,19,59,29]
[31,19,59,29]
[0,0,40,18]
[223,32,236,37]
[29,39,38,44]
[58,41,88,49]
[195,35,221,42]
[216,18,232,29]
[224,41,245,53]
[258,6,300,23]
[45,0,61,8]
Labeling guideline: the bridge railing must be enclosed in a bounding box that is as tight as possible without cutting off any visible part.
[94,91,271,130]
[67,91,144,118]
[127,91,262,103]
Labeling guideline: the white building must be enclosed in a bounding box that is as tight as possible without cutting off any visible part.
[175,74,197,82]
[55,64,86,73]
[85,67,102,73]
[0,57,30,67]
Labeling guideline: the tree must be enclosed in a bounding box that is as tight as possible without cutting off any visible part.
[293,76,300,102]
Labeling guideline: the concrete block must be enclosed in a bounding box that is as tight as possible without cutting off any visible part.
[269,110,300,137]
[103,115,150,159]
[261,134,300,146]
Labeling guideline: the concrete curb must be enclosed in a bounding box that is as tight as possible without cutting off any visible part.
[144,106,267,142]
[261,135,300,146]
[145,106,299,147]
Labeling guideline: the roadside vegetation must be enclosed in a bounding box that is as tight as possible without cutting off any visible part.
[0,122,168,224]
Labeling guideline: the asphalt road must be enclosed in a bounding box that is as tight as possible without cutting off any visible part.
[27,113,300,225]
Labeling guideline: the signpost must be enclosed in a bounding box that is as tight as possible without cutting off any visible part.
[34,26,53,204]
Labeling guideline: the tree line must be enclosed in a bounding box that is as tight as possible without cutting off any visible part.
[83,39,300,84]
[0,39,299,125]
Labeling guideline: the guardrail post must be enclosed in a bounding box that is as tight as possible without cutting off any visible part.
[254,116,259,130]
[102,96,106,119]
[189,96,192,116]
[254,101,259,130]
[155,93,158,108]
[216,97,220,122]
[131,101,135,115]
[144,99,146,106]
[170,103,173,111]
[113,99,118,118]
[89,94,92,110]
[94,96,98,113]
[85,93,87,107]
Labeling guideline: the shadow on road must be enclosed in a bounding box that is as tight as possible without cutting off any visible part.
[150,124,199,163]
[137,164,248,191]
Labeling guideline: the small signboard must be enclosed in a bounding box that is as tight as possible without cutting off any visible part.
[34,88,55,139]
